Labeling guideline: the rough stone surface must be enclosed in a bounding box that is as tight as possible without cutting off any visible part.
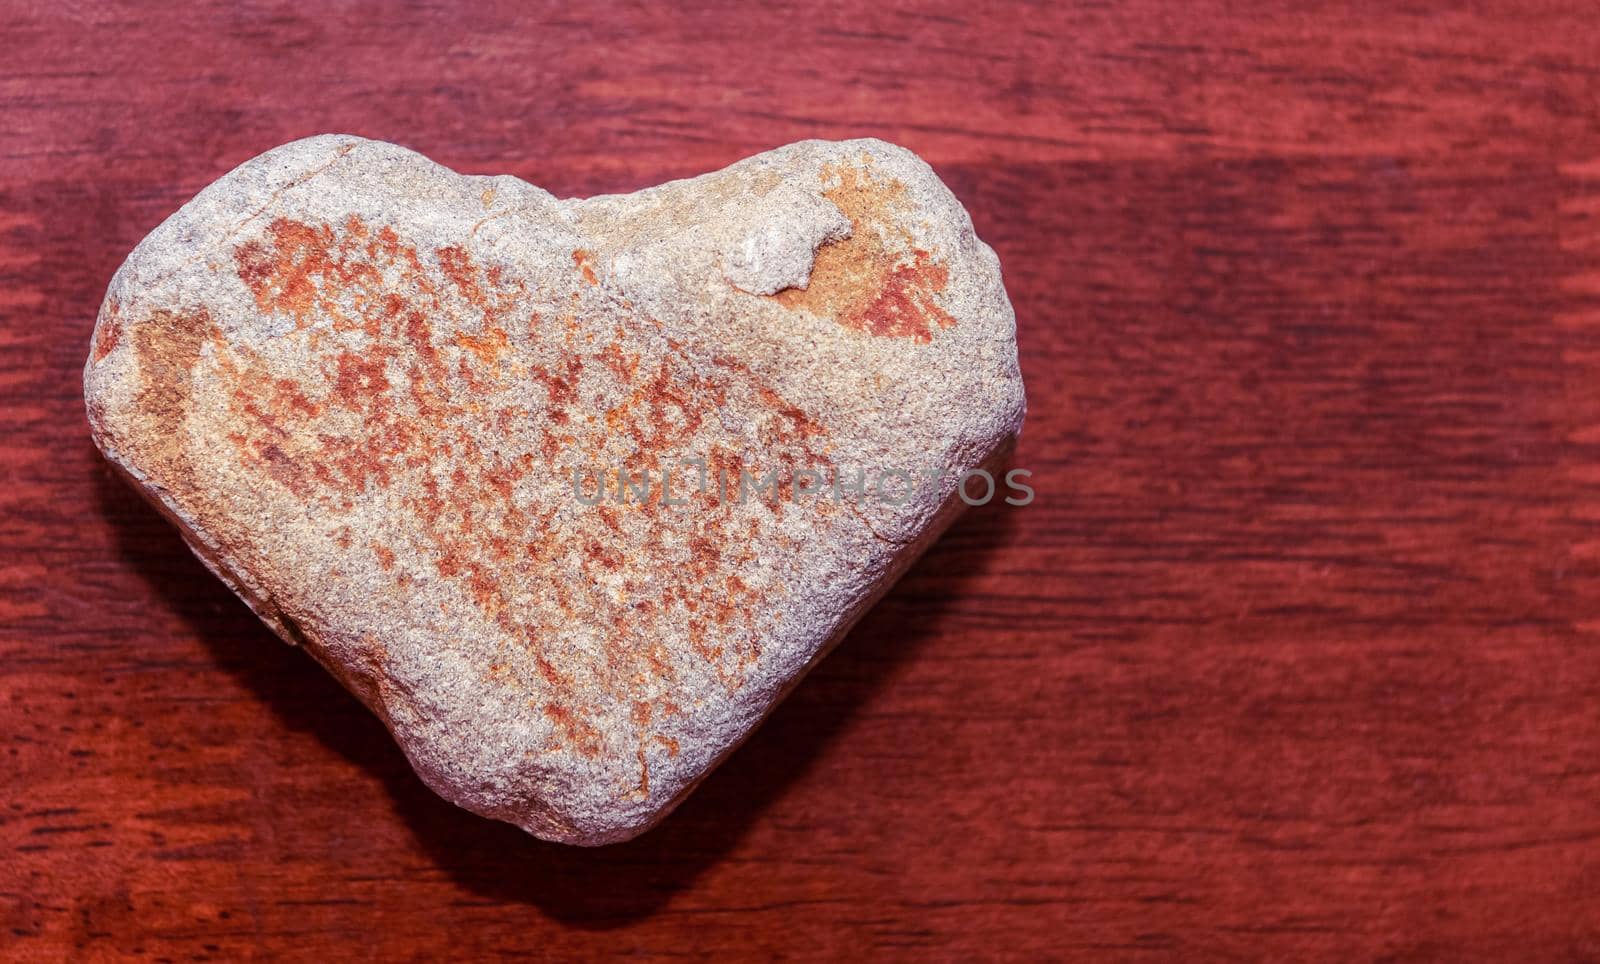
[83,135,1026,845]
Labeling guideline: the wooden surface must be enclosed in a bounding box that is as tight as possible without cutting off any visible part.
[4,1,1600,959]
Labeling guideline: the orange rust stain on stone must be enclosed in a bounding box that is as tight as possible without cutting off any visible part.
[405,311,445,382]
[125,307,223,496]
[273,378,321,419]
[211,215,843,755]
[92,301,123,363]
[572,249,599,285]
[543,702,601,757]
[756,385,825,441]
[852,253,952,341]
[586,539,624,571]
[454,326,509,366]
[236,220,330,325]
[437,245,493,313]
[530,356,583,410]
[331,351,391,412]
[235,217,405,331]
[771,162,956,343]
[597,336,639,383]
[254,441,312,499]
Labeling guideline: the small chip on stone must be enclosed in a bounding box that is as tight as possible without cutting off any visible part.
[83,135,1026,845]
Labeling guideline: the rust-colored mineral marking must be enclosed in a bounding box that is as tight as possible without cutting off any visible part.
[125,306,222,496]
[211,216,836,757]
[773,161,957,342]
[90,299,122,363]
[573,248,599,285]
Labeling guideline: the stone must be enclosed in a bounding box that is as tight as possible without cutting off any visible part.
[83,134,1026,845]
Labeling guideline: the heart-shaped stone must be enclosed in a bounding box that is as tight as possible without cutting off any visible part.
[84,135,1025,844]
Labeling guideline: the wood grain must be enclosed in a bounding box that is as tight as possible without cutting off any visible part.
[4,0,1600,959]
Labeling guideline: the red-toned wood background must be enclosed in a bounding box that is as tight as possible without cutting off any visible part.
[5,1,1600,959]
